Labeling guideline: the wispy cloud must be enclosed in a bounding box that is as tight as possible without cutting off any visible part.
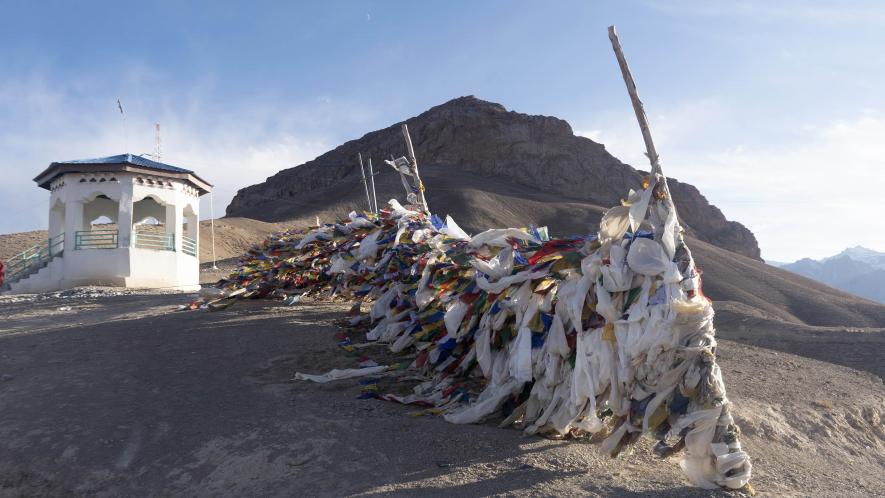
[693,113,885,261]
[577,102,885,261]
[575,98,728,169]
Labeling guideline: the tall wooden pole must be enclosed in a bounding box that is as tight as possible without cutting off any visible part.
[358,153,373,213]
[609,25,694,267]
[401,124,430,215]
[607,25,677,214]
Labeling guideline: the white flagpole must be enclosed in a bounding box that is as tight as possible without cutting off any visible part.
[117,99,128,153]
[358,153,373,212]
[209,191,218,270]
[368,158,378,213]
[155,123,161,161]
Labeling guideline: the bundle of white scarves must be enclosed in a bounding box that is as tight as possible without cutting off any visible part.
[298,176,752,490]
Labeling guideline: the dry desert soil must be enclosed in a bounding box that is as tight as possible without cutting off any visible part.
[0,290,883,497]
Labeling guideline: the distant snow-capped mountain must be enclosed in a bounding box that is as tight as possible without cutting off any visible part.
[826,246,885,270]
[775,246,885,304]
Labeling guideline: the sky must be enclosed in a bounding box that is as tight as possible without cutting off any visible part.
[1,0,883,262]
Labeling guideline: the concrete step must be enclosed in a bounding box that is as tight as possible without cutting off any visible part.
[5,256,63,295]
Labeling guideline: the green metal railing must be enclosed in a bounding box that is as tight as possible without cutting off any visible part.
[4,233,65,285]
[182,236,197,257]
[75,230,118,250]
[135,231,175,251]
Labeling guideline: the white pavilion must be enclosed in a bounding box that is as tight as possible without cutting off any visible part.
[3,154,212,294]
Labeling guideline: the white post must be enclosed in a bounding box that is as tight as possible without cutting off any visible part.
[358,153,373,212]
[401,124,429,215]
[209,191,218,269]
[368,158,378,213]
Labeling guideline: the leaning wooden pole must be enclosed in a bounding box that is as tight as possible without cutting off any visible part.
[358,153,373,213]
[401,124,430,215]
[607,25,678,218]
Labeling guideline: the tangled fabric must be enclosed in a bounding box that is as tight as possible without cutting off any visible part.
[200,177,752,490]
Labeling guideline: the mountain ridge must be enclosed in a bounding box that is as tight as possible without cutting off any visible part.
[781,247,885,303]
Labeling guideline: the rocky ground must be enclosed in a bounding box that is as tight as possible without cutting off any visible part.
[1,291,882,497]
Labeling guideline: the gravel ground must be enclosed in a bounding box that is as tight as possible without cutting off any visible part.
[0,293,882,497]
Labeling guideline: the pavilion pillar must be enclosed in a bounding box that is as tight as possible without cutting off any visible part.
[48,196,64,239]
[186,211,198,241]
[63,200,83,253]
[166,203,183,252]
[117,182,134,249]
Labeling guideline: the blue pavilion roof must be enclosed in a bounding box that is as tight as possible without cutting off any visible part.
[34,153,211,194]
[51,153,194,174]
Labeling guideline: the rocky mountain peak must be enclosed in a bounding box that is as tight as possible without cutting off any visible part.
[426,95,508,114]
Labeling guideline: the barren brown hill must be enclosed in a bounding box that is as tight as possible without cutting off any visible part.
[228,96,761,260]
[0,230,51,263]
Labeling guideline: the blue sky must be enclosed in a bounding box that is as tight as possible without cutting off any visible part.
[1,0,883,261]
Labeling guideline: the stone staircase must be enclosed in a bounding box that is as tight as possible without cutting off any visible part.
[1,234,64,293]
[5,256,64,294]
